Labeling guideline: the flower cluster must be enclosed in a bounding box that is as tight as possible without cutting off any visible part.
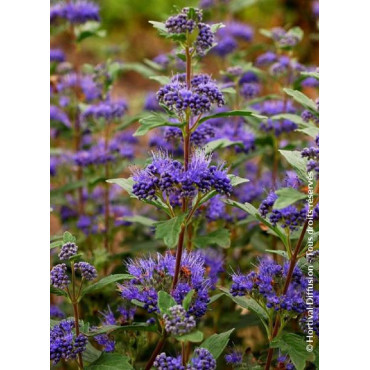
[188,348,216,369]
[165,8,214,56]
[50,0,100,25]
[253,100,298,136]
[58,242,78,260]
[154,353,184,370]
[301,136,319,178]
[50,320,88,365]
[154,348,216,370]
[119,251,210,318]
[230,258,318,316]
[157,74,224,117]
[132,150,232,202]
[75,262,98,281]
[259,191,308,230]
[163,305,196,336]
[51,264,70,289]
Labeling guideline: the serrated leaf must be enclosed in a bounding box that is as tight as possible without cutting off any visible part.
[274,187,307,209]
[134,114,181,136]
[81,274,132,298]
[149,21,168,33]
[83,342,102,364]
[270,113,306,126]
[194,229,230,248]
[201,329,235,359]
[106,178,133,194]
[209,292,224,304]
[204,139,243,154]
[279,150,308,183]
[229,174,249,187]
[121,215,156,227]
[218,287,268,321]
[271,332,312,370]
[107,178,172,216]
[182,290,195,311]
[50,286,68,297]
[283,88,318,113]
[50,240,63,249]
[155,214,186,248]
[176,330,204,343]
[87,353,134,369]
[63,231,76,244]
[199,110,265,124]
[158,291,177,315]
[296,126,319,138]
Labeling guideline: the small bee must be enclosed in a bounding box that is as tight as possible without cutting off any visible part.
[180,266,192,279]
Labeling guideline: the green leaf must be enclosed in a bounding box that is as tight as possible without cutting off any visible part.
[224,200,288,248]
[229,174,249,187]
[107,178,172,216]
[194,229,230,248]
[87,353,134,369]
[199,110,265,124]
[149,75,171,85]
[115,113,147,131]
[121,215,156,227]
[155,214,186,248]
[63,231,76,244]
[296,126,319,138]
[283,88,318,113]
[271,333,312,370]
[81,274,132,298]
[149,21,168,33]
[182,290,195,311]
[279,150,308,183]
[87,323,158,337]
[76,22,106,43]
[204,139,243,154]
[270,113,306,126]
[301,71,319,80]
[209,292,224,304]
[176,330,204,343]
[201,329,235,359]
[83,342,102,364]
[210,23,225,33]
[158,290,177,315]
[274,188,307,210]
[134,113,181,136]
[50,240,63,249]
[218,287,268,321]
[106,178,133,194]
[50,286,68,298]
